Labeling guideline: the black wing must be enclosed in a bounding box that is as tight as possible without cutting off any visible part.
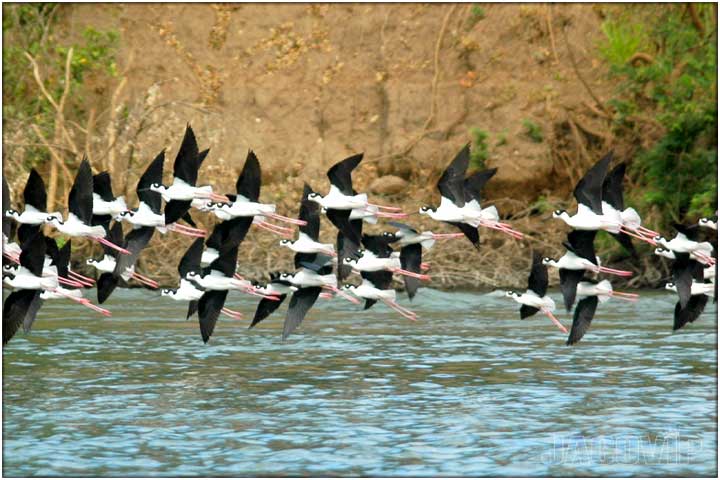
[178,238,205,278]
[463,168,497,203]
[55,239,72,279]
[327,153,363,196]
[236,150,261,202]
[601,162,626,211]
[673,295,709,331]
[198,290,228,343]
[527,252,548,297]
[93,172,115,202]
[3,290,40,344]
[361,270,393,290]
[400,243,422,300]
[361,234,393,258]
[187,300,199,320]
[282,286,322,340]
[138,150,164,213]
[17,224,39,246]
[565,230,597,265]
[181,212,197,228]
[326,208,361,245]
[520,305,540,319]
[23,169,47,211]
[447,221,480,250]
[220,217,253,253]
[559,268,584,312]
[294,252,318,270]
[164,199,192,226]
[103,221,124,258]
[673,223,701,242]
[336,223,362,281]
[197,148,210,167]
[250,295,287,329]
[298,200,320,241]
[671,252,698,309]
[208,244,239,277]
[97,272,119,304]
[438,144,470,208]
[573,151,612,215]
[68,158,94,224]
[173,125,200,185]
[566,296,599,345]
[22,292,44,334]
[19,232,46,277]
[113,226,154,277]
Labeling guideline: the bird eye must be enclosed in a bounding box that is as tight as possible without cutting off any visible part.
[344,257,353,263]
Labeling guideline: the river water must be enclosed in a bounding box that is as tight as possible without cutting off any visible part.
[2,288,717,476]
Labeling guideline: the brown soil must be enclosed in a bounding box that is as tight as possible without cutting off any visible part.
[7,4,666,290]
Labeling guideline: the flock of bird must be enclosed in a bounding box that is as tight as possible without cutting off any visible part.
[2,125,717,346]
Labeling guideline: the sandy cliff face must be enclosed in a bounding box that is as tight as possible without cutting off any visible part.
[63,3,616,203]
[8,4,637,288]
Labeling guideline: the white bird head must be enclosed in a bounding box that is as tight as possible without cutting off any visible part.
[149,182,167,193]
[665,282,677,292]
[505,290,521,299]
[4,209,19,220]
[552,209,568,220]
[419,205,435,216]
[279,239,293,246]
[541,256,556,266]
[306,192,323,204]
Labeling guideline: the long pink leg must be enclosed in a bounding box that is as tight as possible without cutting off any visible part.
[320,249,338,257]
[479,221,523,239]
[382,299,417,321]
[542,309,568,333]
[390,268,431,281]
[636,225,659,237]
[3,252,19,263]
[58,276,85,288]
[267,212,307,226]
[92,236,131,255]
[618,226,655,244]
[131,272,159,289]
[221,307,244,319]
[50,289,112,316]
[241,286,281,301]
[319,292,334,300]
[68,270,96,285]
[421,262,430,271]
[323,285,361,304]
[597,266,634,277]
[255,221,293,238]
[432,233,465,239]
[167,224,206,238]
[210,193,230,202]
[376,211,409,219]
[366,202,403,212]
[609,291,639,302]
[234,273,245,280]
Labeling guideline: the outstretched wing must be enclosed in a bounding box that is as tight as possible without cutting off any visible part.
[527,251,548,297]
[566,230,597,265]
[93,172,115,202]
[400,243,422,300]
[68,157,94,224]
[173,125,200,185]
[236,150,262,202]
[463,168,497,204]
[178,238,205,278]
[559,268,584,312]
[447,221,480,250]
[23,169,47,211]
[19,232,46,277]
[282,286,322,340]
[250,295,287,329]
[566,296,599,345]
[326,208,361,245]
[327,153,363,196]
[438,144,470,208]
[298,200,320,241]
[361,234,393,258]
[198,290,228,343]
[3,290,41,344]
[601,162,626,211]
[138,150,164,213]
[573,151,612,215]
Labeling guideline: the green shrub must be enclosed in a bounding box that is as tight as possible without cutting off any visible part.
[522,119,543,143]
[468,127,489,170]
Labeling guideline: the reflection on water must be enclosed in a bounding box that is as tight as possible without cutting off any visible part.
[3,288,717,476]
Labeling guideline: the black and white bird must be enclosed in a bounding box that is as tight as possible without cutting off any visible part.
[382,221,463,299]
[600,161,658,249]
[3,232,52,344]
[207,150,305,236]
[248,272,297,329]
[45,158,130,255]
[342,267,417,321]
[3,169,62,231]
[345,234,431,284]
[698,214,717,231]
[420,144,522,250]
[505,252,567,333]
[654,223,716,266]
[280,184,336,260]
[543,230,633,312]
[566,278,639,345]
[2,178,21,264]
[307,153,402,245]
[149,125,226,224]
[161,238,243,321]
